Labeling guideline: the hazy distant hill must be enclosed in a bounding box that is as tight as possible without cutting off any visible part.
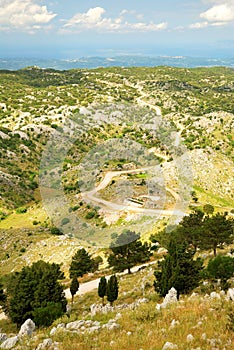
[0,55,234,70]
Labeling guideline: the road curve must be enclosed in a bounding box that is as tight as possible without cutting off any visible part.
[64,261,157,299]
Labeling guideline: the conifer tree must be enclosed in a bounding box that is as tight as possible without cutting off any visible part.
[70,277,79,304]
[106,275,118,306]
[154,239,203,298]
[108,230,151,274]
[206,255,234,290]
[98,276,107,305]
[69,248,95,279]
[5,260,67,327]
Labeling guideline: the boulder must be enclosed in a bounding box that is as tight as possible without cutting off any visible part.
[186,334,194,342]
[162,342,178,350]
[227,288,234,301]
[18,319,35,338]
[0,336,18,349]
[0,334,7,342]
[156,288,177,310]
[36,338,53,350]
[66,320,85,330]
[210,292,221,299]
[169,319,180,329]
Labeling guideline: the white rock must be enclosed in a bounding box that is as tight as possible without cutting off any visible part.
[187,334,194,342]
[201,333,207,341]
[169,319,180,329]
[87,326,101,333]
[18,319,35,338]
[36,338,53,350]
[50,327,57,336]
[157,288,178,310]
[0,334,7,342]
[0,336,18,349]
[189,292,198,299]
[66,320,85,330]
[210,292,221,299]
[127,331,132,336]
[162,341,178,350]
[227,288,234,301]
[105,322,120,331]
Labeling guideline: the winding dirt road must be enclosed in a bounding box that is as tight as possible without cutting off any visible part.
[64,261,157,299]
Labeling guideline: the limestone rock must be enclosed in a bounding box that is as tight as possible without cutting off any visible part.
[36,338,53,350]
[156,288,177,310]
[162,341,178,350]
[210,292,221,299]
[187,334,194,342]
[18,319,35,338]
[227,288,234,301]
[0,336,18,349]
[0,334,7,342]
[66,320,85,330]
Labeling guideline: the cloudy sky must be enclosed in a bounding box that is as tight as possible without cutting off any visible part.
[0,0,234,58]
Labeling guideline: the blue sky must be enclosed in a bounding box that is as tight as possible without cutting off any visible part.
[0,0,234,58]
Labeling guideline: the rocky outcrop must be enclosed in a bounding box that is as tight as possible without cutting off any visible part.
[0,336,18,349]
[90,298,148,316]
[156,288,178,310]
[18,319,35,338]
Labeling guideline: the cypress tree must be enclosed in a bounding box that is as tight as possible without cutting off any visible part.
[106,275,118,306]
[98,277,107,305]
[70,277,79,304]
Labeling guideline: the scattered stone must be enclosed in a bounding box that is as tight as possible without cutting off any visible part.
[49,327,57,336]
[189,292,198,299]
[187,334,194,342]
[110,341,116,346]
[0,336,18,349]
[127,331,132,336]
[226,288,234,301]
[18,319,35,338]
[104,322,120,331]
[210,292,221,299]
[169,319,180,329]
[87,326,101,333]
[0,334,7,342]
[66,320,85,330]
[162,341,178,350]
[36,338,53,350]
[156,288,177,310]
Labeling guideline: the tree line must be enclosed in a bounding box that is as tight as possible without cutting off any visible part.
[0,210,233,328]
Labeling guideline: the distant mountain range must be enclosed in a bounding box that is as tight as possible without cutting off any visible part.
[0,56,233,70]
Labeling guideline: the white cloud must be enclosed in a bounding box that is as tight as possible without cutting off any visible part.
[190,21,209,29]
[200,3,234,22]
[62,7,168,33]
[190,1,234,29]
[0,0,57,32]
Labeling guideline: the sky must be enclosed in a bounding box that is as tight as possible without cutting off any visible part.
[0,0,234,58]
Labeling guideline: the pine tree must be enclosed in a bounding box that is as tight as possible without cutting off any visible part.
[106,275,118,306]
[108,230,151,274]
[154,239,203,298]
[5,260,67,327]
[206,255,234,290]
[202,213,234,256]
[98,277,107,305]
[69,248,95,279]
[0,281,6,309]
[70,277,79,304]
